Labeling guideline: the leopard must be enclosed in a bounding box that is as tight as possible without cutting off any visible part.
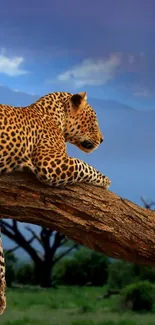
[0,90,111,314]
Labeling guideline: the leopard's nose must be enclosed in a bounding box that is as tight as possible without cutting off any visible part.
[100,136,104,144]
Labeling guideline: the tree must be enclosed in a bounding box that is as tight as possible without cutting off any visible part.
[1,220,78,288]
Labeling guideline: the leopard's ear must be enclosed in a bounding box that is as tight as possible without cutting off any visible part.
[78,92,87,101]
[70,92,87,109]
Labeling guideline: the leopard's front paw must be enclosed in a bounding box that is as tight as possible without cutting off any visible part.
[103,176,111,189]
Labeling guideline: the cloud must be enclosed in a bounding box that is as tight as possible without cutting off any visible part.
[12,88,36,96]
[0,49,28,76]
[133,88,153,97]
[56,54,121,88]
[128,55,136,65]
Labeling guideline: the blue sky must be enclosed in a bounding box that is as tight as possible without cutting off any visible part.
[1,0,155,253]
[0,0,155,110]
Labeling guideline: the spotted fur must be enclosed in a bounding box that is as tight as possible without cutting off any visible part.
[0,91,111,313]
[0,230,6,315]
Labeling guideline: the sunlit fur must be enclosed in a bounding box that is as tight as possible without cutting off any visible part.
[64,92,104,153]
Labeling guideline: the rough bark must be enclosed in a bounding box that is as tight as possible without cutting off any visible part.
[0,171,155,267]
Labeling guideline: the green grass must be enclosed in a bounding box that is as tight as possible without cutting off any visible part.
[0,286,155,325]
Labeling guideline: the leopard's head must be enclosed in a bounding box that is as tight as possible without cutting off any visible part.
[64,92,104,153]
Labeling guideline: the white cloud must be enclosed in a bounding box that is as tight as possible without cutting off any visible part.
[128,53,145,65]
[56,54,121,88]
[13,88,36,96]
[133,88,152,97]
[128,55,136,64]
[0,49,28,76]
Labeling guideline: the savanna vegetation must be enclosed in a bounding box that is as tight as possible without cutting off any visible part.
[1,246,155,325]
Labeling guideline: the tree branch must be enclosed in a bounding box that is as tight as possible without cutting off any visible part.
[0,171,155,267]
[25,226,42,245]
[48,231,65,260]
[1,220,15,234]
[5,245,20,255]
[53,243,78,265]
[141,196,155,210]
[5,233,36,256]
[1,210,42,265]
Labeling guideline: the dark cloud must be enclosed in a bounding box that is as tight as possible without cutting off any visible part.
[0,0,155,98]
[0,0,155,56]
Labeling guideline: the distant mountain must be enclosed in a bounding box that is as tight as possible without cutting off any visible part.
[0,85,136,112]
[0,85,38,106]
[89,97,136,112]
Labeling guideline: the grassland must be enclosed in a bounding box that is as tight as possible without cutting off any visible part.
[1,286,155,325]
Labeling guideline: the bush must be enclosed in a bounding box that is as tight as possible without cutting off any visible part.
[4,250,17,287]
[16,263,34,285]
[137,265,155,283]
[107,260,155,295]
[107,260,137,291]
[53,248,109,286]
[120,281,155,312]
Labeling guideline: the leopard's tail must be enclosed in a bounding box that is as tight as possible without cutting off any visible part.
[0,224,6,315]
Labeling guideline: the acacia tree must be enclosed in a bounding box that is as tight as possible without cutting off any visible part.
[1,220,78,287]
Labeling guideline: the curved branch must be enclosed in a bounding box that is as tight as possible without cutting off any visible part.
[0,171,155,267]
[1,214,42,265]
[5,233,36,256]
[141,196,155,210]
[1,220,15,233]
[5,245,20,255]
[25,226,42,245]
[53,243,79,265]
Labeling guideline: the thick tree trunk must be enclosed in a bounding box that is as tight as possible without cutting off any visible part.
[33,261,53,288]
[0,171,155,267]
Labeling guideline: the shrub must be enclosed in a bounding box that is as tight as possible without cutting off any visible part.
[53,248,109,286]
[16,263,34,285]
[120,281,155,312]
[4,250,17,287]
[107,260,137,291]
[137,265,155,283]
